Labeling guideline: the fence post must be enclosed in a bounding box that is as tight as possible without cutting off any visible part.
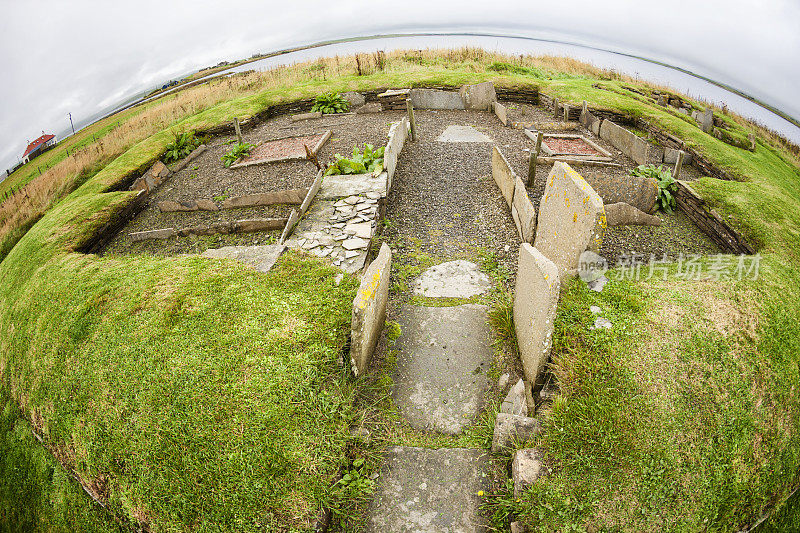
[234,117,242,144]
[527,131,544,186]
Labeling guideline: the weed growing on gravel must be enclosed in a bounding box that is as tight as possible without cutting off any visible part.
[163,130,200,163]
[220,142,255,167]
[325,143,384,177]
[312,92,350,114]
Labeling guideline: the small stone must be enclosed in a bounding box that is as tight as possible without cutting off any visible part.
[321,247,333,257]
[497,373,510,391]
[342,237,368,250]
[590,305,602,314]
[351,427,371,444]
[591,317,612,330]
[366,191,381,200]
[333,273,344,285]
[333,234,347,241]
[501,379,527,416]
[511,521,528,533]
[512,448,546,498]
[345,250,360,258]
[344,195,360,205]
[491,413,540,452]
[588,275,608,292]
[334,199,348,207]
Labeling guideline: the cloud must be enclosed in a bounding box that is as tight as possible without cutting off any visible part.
[1,0,798,172]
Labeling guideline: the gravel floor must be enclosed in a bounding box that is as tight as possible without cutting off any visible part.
[384,109,522,286]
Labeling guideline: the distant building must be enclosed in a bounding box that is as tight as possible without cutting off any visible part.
[22,132,57,164]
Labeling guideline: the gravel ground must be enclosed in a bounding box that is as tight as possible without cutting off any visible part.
[383,109,522,287]
[101,109,406,257]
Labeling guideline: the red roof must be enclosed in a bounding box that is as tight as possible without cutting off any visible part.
[23,134,55,158]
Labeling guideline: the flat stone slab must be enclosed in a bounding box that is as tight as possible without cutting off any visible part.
[412,260,492,298]
[318,171,388,199]
[200,244,285,273]
[366,446,489,532]
[284,199,377,274]
[435,125,492,143]
[393,304,493,434]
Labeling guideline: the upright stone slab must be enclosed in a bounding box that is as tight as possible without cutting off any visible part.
[512,177,536,243]
[459,81,497,110]
[700,107,714,133]
[492,146,516,208]
[534,162,606,274]
[393,304,493,434]
[385,118,409,188]
[514,244,560,389]
[409,88,465,110]
[350,243,392,376]
[366,447,488,532]
[581,173,657,214]
[631,136,663,166]
[494,101,509,125]
[599,119,635,157]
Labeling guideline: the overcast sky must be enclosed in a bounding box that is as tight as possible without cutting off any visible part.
[1,0,799,173]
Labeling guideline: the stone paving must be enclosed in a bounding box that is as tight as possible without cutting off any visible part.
[284,193,381,273]
[367,119,504,532]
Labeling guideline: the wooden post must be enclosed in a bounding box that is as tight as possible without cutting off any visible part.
[553,98,560,119]
[673,150,685,180]
[581,100,588,124]
[527,131,544,186]
[406,99,417,142]
[234,117,243,144]
[564,104,571,121]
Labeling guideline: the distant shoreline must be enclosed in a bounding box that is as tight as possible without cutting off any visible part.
[153,31,799,130]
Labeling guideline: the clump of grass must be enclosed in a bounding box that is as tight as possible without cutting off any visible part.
[488,288,517,356]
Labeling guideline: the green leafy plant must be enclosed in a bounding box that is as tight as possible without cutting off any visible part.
[630,164,678,213]
[163,130,200,163]
[221,142,255,168]
[312,92,350,114]
[332,458,374,498]
[325,143,384,177]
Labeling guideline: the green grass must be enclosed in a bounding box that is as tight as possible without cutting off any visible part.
[0,385,121,533]
[1,49,799,531]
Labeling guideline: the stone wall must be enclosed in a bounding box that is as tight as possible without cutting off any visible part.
[492,146,536,243]
[384,117,410,192]
[597,118,663,166]
[350,243,392,376]
[674,181,755,254]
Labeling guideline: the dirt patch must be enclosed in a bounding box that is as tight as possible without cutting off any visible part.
[238,132,327,164]
[543,137,602,156]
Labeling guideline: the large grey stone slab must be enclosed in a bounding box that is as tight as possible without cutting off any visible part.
[200,244,286,273]
[318,171,388,199]
[534,162,606,275]
[385,118,410,188]
[393,304,493,434]
[512,448,546,498]
[366,446,489,532]
[409,88,465,110]
[412,260,491,298]
[598,119,635,157]
[459,82,497,111]
[511,176,536,243]
[514,244,560,389]
[436,125,492,143]
[350,243,392,376]
[491,145,516,208]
